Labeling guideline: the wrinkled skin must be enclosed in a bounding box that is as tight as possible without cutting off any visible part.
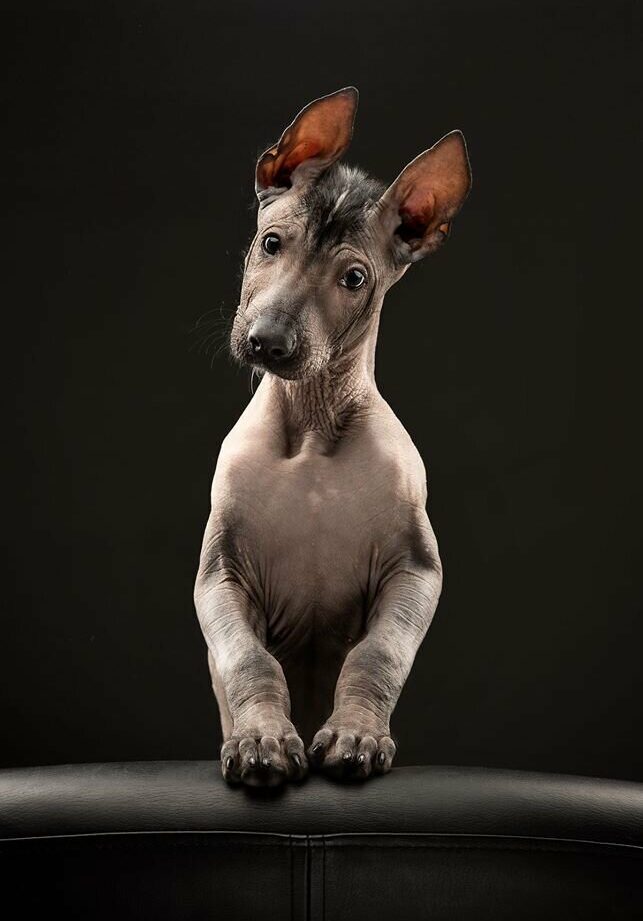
[194,88,470,786]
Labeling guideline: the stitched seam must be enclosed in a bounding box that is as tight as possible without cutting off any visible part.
[0,838,292,854]
[2,833,639,856]
[319,840,642,856]
[306,835,313,921]
[289,834,294,921]
[0,830,294,844]
[322,835,326,921]
[314,831,643,852]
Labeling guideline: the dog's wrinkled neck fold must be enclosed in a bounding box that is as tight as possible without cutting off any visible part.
[261,338,379,456]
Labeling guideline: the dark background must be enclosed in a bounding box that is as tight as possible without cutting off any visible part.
[2,1,641,778]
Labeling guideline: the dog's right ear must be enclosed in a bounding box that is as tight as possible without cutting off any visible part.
[255,87,358,205]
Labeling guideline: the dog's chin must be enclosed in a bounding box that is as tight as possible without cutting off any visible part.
[232,338,327,381]
[244,355,312,381]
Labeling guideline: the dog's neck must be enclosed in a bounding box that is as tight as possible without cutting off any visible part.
[259,316,381,454]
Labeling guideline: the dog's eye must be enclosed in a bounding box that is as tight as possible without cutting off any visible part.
[341,267,367,290]
[262,234,281,255]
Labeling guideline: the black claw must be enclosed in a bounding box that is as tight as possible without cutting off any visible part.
[357,753,366,765]
[262,757,271,769]
[248,756,256,767]
[343,751,353,762]
[225,756,234,771]
[291,753,302,768]
[378,751,386,765]
[311,742,324,753]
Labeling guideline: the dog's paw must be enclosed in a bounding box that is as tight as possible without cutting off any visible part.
[308,717,396,780]
[221,718,307,787]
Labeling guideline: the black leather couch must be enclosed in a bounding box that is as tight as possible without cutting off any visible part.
[1,761,641,919]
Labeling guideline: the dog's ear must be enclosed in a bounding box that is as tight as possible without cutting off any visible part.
[255,87,358,202]
[377,131,472,263]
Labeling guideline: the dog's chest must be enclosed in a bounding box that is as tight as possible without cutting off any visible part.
[227,445,388,637]
[258,457,370,589]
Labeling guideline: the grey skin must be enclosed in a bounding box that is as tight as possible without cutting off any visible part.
[194,87,471,786]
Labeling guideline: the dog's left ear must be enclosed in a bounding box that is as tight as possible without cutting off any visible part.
[255,87,358,203]
[377,131,472,263]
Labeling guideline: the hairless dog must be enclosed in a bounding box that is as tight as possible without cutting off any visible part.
[194,87,471,786]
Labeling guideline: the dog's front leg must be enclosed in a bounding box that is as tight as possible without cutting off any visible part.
[195,554,306,787]
[309,541,442,779]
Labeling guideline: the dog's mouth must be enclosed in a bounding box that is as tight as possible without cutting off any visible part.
[230,314,332,381]
[231,326,313,380]
[241,347,307,380]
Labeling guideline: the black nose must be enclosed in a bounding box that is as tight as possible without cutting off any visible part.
[247,316,297,362]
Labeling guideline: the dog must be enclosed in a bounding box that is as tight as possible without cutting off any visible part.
[194,87,471,785]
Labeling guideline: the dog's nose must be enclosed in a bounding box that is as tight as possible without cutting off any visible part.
[247,317,297,362]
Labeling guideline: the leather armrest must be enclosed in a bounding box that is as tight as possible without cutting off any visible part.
[1,762,642,919]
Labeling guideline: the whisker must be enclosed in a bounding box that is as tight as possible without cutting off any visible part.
[189,302,237,363]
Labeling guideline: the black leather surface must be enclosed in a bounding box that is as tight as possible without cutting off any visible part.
[1,762,642,919]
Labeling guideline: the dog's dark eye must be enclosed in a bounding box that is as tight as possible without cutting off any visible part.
[262,234,281,255]
[341,267,367,290]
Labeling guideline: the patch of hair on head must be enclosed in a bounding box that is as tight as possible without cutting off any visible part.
[301,162,386,249]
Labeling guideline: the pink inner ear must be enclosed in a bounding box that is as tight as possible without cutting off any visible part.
[259,138,325,190]
[398,188,437,246]
[278,140,323,184]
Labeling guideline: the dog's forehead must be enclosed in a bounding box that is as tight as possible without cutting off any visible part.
[257,163,386,252]
[301,163,385,249]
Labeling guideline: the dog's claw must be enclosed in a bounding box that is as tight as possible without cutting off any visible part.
[222,727,306,786]
[357,753,366,765]
[378,751,386,765]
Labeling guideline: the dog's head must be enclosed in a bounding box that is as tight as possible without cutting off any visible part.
[230,87,471,380]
